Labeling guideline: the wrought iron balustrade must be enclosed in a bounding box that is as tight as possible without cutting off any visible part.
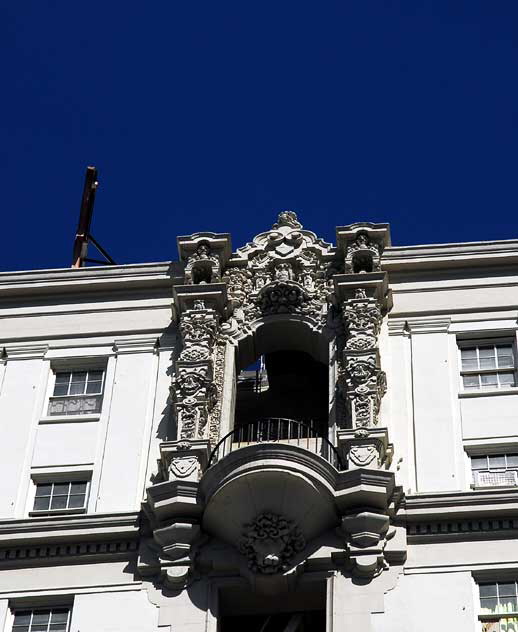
[208,417,343,469]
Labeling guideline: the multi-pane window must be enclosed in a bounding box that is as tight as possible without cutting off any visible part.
[12,608,70,632]
[480,582,518,631]
[33,481,88,512]
[460,343,516,391]
[472,455,518,488]
[48,369,104,416]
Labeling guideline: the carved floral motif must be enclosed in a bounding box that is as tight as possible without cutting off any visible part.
[239,513,305,574]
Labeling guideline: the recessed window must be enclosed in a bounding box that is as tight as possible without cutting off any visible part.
[471,454,518,488]
[48,369,105,416]
[459,342,516,391]
[33,481,88,512]
[479,582,518,630]
[12,607,70,632]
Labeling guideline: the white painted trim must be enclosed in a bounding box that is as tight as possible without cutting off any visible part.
[39,414,101,425]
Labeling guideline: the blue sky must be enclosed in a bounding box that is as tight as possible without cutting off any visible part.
[2,1,518,271]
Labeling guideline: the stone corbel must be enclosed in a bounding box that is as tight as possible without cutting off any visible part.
[139,441,210,590]
[337,427,393,470]
[339,511,391,578]
[159,439,210,482]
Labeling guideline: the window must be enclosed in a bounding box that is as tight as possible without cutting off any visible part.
[48,369,104,416]
[479,582,518,631]
[32,481,88,512]
[472,455,518,488]
[460,342,516,391]
[12,608,70,632]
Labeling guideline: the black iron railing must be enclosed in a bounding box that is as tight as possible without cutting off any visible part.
[207,417,343,469]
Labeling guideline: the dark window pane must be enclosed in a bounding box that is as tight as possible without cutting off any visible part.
[85,380,103,394]
[50,610,69,624]
[52,483,69,496]
[31,625,48,632]
[35,484,52,497]
[481,373,498,387]
[489,455,506,469]
[55,373,71,384]
[501,596,518,612]
[13,612,32,625]
[500,373,515,387]
[50,496,67,510]
[32,611,51,624]
[33,496,51,510]
[479,347,496,358]
[508,455,518,467]
[12,627,29,632]
[471,457,487,470]
[53,383,69,397]
[70,482,87,495]
[463,375,479,389]
[461,348,477,359]
[480,584,498,597]
[68,494,86,508]
[69,382,85,395]
[88,370,103,382]
[498,355,514,369]
[481,597,499,612]
[499,583,517,597]
[49,625,68,632]
[480,357,497,370]
[461,358,478,371]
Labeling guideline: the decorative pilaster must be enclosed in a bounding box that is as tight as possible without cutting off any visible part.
[172,286,228,441]
[334,272,390,429]
[334,224,392,473]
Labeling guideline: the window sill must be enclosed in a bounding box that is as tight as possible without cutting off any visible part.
[471,484,518,491]
[459,388,518,399]
[39,413,101,424]
[29,508,87,517]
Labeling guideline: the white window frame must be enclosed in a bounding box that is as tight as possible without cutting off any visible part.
[27,468,92,517]
[42,360,107,421]
[478,580,518,630]
[458,338,517,394]
[7,604,72,632]
[471,453,518,489]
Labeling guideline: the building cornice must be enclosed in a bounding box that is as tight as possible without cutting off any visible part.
[0,511,140,546]
[383,239,518,272]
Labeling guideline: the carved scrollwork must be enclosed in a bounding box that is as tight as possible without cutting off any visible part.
[239,513,305,574]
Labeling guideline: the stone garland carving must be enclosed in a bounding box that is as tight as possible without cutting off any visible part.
[172,304,220,440]
[239,513,305,574]
[340,288,386,428]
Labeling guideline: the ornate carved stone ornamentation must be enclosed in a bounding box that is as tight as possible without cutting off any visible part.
[239,513,306,574]
[172,304,220,440]
[220,212,339,339]
[344,232,382,274]
[339,289,387,428]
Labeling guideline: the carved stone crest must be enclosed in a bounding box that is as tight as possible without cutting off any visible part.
[169,456,198,479]
[239,513,305,574]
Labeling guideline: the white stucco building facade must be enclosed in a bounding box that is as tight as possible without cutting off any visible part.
[0,212,517,632]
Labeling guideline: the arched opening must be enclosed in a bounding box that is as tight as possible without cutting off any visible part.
[235,350,328,436]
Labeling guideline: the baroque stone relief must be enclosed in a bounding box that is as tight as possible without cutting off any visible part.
[239,512,306,575]
[220,211,340,339]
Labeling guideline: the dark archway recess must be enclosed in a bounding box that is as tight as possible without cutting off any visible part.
[234,350,328,436]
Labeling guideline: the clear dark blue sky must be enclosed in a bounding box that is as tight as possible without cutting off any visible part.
[2,1,518,271]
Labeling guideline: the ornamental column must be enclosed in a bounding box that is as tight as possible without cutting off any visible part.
[334,223,393,470]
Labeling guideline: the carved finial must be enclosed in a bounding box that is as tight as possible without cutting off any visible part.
[272,211,302,230]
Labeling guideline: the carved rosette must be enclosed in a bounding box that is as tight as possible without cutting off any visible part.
[172,306,220,439]
[239,513,305,574]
